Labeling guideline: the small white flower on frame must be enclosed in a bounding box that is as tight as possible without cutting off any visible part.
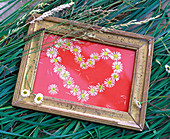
[46,47,58,58]
[110,51,121,60]
[70,45,81,55]
[88,85,98,96]
[55,38,65,48]
[165,64,170,73]
[70,85,81,96]
[135,100,141,108]
[77,90,89,103]
[50,57,62,64]
[63,77,74,89]
[90,53,100,61]
[101,48,111,60]
[59,70,70,80]
[75,54,84,63]
[48,84,58,95]
[87,59,95,67]
[104,78,115,88]
[111,72,119,81]
[21,89,30,97]
[34,93,43,104]
[112,61,123,73]
[80,62,88,69]
[54,64,66,75]
[96,83,105,93]
[63,40,73,49]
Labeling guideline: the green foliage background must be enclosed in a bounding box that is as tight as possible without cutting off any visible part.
[0,0,169,138]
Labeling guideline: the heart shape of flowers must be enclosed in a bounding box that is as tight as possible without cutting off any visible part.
[46,37,123,103]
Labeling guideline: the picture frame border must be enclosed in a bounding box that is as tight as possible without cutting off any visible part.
[12,14,154,131]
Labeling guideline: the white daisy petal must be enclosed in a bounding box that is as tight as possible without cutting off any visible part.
[77,90,89,102]
[63,77,74,89]
[80,62,88,69]
[59,70,70,80]
[87,59,95,67]
[109,51,121,60]
[70,45,81,55]
[21,89,30,97]
[46,47,58,58]
[75,54,84,63]
[90,53,100,61]
[50,57,62,64]
[111,72,119,81]
[104,78,115,88]
[88,85,98,96]
[34,93,43,104]
[96,83,105,93]
[48,84,58,95]
[70,85,80,96]
[112,61,123,73]
[101,48,111,60]
[54,64,66,75]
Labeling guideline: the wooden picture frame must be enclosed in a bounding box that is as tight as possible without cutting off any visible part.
[12,14,154,131]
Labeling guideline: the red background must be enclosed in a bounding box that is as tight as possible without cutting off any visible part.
[33,33,136,112]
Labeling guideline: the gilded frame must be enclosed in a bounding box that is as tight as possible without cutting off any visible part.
[12,15,154,131]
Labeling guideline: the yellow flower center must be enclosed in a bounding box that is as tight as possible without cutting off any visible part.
[108,80,112,85]
[81,94,86,98]
[88,61,93,65]
[50,51,54,55]
[93,55,97,59]
[104,51,108,56]
[54,59,58,63]
[67,80,71,85]
[82,64,86,68]
[90,88,95,93]
[66,42,71,47]
[113,74,117,78]
[58,67,62,72]
[115,65,120,70]
[73,48,78,52]
[63,73,67,77]
[113,54,118,58]
[51,87,56,92]
[167,67,170,70]
[99,85,103,90]
[37,96,41,101]
[78,57,82,61]
[73,88,77,92]
[23,91,27,94]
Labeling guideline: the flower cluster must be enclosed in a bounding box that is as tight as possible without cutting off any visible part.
[21,89,43,104]
[46,36,123,103]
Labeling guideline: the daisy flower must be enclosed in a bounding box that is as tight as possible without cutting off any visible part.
[55,38,65,49]
[46,47,58,58]
[63,40,73,49]
[70,45,81,55]
[34,93,43,104]
[101,48,111,60]
[77,90,89,103]
[165,64,170,73]
[111,72,119,81]
[104,78,115,88]
[50,57,61,64]
[135,100,141,109]
[48,84,58,95]
[59,70,70,80]
[54,64,66,75]
[21,89,30,97]
[80,62,88,69]
[70,85,80,96]
[87,59,95,67]
[96,83,105,93]
[75,54,84,63]
[88,85,98,96]
[110,51,121,60]
[90,53,100,61]
[112,61,123,73]
[63,77,74,89]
